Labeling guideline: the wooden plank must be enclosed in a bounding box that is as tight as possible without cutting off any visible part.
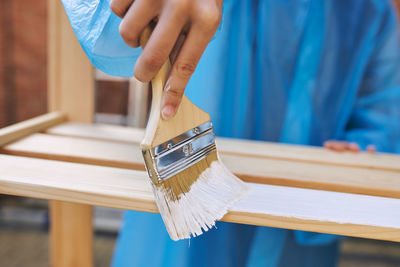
[47,122,145,144]
[217,138,400,172]
[46,122,400,172]
[0,112,66,146]
[2,133,145,170]
[1,154,400,242]
[2,133,400,199]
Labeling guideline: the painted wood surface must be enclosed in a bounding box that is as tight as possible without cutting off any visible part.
[1,154,399,242]
[3,132,400,199]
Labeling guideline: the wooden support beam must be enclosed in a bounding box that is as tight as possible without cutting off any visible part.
[0,112,66,147]
[47,0,95,265]
[47,1,94,122]
[1,154,399,242]
[3,132,400,199]
[50,201,93,267]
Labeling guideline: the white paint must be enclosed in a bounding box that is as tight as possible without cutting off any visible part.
[153,160,250,241]
[232,183,400,229]
[2,154,400,240]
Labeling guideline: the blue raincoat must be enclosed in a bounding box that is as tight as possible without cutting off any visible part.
[62,0,400,266]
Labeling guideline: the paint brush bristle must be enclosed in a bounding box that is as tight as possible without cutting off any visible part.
[152,150,250,241]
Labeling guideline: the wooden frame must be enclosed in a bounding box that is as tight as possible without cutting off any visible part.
[47,1,94,266]
[0,1,400,267]
[1,113,400,243]
[2,123,400,199]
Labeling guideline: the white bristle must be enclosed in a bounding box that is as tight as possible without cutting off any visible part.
[152,159,250,241]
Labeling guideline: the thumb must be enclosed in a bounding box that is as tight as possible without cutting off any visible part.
[161,78,185,120]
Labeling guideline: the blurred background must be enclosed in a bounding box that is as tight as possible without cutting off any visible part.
[1,0,400,266]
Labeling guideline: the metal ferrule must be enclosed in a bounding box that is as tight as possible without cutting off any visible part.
[142,121,216,184]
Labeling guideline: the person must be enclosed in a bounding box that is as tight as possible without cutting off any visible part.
[62,0,400,266]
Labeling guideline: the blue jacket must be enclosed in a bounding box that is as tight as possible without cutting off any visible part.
[62,0,400,266]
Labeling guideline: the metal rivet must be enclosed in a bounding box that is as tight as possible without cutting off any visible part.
[193,127,199,134]
[167,143,172,149]
[183,145,189,156]
[182,143,193,156]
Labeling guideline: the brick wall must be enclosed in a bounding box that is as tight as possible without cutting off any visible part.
[0,0,4,126]
[96,81,129,115]
[0,0,47,128]
[0,0,127,128]
[13,0,47,123]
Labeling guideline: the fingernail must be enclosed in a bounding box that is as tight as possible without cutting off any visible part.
[367,145,376,153]
[162,105,175,120]
[348,142,360,152]
[164,79,171,92]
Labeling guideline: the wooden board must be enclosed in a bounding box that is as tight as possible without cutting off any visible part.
[2,133,145,170]
[3,133,400,199]
[1,154,400,242]
[47,122,145,144]
[46,122,400,172]
[0,112,66,146]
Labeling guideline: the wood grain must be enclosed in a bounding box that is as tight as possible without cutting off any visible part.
[0,112,66,147]
[2,133,145,170]
[47,1,95,266]
[47,0,94,122]
[50,201,93,267]
[1,154,399,242]
[3,133,400,199]
[47,122,145,144]
[46,122,400,172]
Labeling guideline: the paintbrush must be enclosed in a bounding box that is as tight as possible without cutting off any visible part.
[140,25,249,241]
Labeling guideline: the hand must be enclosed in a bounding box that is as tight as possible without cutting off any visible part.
[110,0,223,119]
[323,140,376,153]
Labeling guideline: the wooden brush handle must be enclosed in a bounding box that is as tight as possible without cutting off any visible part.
[139,25,210,147]
[139,25,170,100]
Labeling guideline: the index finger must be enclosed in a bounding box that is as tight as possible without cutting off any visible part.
[134,2,187,82]
[161,10,220,119]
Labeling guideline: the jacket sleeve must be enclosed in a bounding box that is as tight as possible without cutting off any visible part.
[344,3,400,153]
